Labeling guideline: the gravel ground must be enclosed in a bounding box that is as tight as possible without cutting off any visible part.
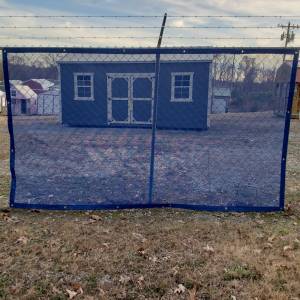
[12,112,285,208]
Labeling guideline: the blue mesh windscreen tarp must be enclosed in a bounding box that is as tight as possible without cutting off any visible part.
[3,48,298,211]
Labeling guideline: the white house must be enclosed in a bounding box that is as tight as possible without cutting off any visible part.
[10,83,38,115]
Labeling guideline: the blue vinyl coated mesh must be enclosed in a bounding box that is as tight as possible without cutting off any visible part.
[2,48,298,211]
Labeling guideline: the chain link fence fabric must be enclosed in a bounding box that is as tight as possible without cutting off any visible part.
[2,47,298,211]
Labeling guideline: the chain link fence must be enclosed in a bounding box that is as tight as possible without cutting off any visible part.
[2,47,298,211]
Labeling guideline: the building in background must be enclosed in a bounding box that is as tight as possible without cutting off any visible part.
[0,91,6,113]
[37,89,60,115]
[292,67,300,119]
[274,62,291,117]
[23,78,54,95]
[58,54,213,130]
[212,87,231,113]
[10,83,38,115]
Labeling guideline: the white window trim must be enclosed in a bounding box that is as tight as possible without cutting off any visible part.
[74,72,94,100]
[171,72,194,102]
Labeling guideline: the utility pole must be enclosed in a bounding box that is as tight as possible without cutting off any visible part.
[278,22,299,60]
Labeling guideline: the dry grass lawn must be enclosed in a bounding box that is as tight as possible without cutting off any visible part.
[0,116,300,299]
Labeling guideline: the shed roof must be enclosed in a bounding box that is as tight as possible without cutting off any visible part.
[213,87,231,97]
[12,84,37,99]
[58,53,213,64]
[10,80,22,85]
[29,79,54,90]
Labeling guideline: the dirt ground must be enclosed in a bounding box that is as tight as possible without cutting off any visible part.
[0,116,300,299]
[11,112,284,207]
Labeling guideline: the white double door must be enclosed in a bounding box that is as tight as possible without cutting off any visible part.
[107,73,155,125]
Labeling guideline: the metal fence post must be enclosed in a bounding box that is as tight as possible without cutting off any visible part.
[148,13,167,205]
[2,48,16,207]
[280,49,299,210]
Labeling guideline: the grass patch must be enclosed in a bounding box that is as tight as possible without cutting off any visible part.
[0,274,13,298]
[224,264,261,281]
[34,280,52,297]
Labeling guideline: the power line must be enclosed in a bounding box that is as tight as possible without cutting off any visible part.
[0,36,281,40]
[0,25,285,29]
[169,15,300,18]
[1,15,300,18]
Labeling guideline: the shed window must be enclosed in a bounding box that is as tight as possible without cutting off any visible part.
[171,72,193,102]
[74,73,94,100]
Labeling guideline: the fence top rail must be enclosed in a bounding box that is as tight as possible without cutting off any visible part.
[2,46,299,55]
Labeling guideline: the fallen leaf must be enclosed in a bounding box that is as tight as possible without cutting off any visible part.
[256,219,265,225]
[267,235,276,242]
[102,243,109,249]
[16,236,28,245]
[283,245,293,252]
[119,275,131,285]
[99,275,113,290]
[264,243,273,249]
[293,238,300,248]
[231,296,237,300]
[174,284,186,294]
[83,219,97,225]
[172,266,179,276]
[149,256,158,263]
[72,283,83,292]
[52,286,61,294]
[66,284,83,299]
[285,204,292,214]
[203,245,215,254]
[256,233,264,239]
[2,213,17,222]
[66,289,77,299]
[162,255,170,261]
[188,286,197,300]
[90,215,101,221]
[132,232,147,242]
[137,275,144,287]
[137,247,147,257]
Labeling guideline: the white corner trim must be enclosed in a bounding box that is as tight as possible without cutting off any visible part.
[73,72,95,101]
[170,72,194,102]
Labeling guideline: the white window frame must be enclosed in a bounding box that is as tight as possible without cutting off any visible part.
[74,72,94,100]
[171,72,194,102]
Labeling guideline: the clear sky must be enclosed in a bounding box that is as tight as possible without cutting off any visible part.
[1,0,300,47]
